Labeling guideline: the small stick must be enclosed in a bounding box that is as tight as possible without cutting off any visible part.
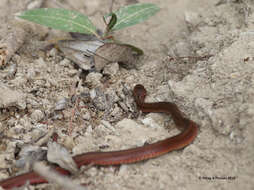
[68,81,80,135]
[68,97,80,135]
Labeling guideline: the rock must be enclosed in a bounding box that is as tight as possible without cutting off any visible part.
[59,58,71,67]
[81,109,91,120]
[47,142,78,173]
[30,128,47,142]
[48,48,58,57]
[86,72,102,87]
[0,82,26,109]
[89,89,97,99]
[54,97,69,111]
[90,87,111,111]
[105,88,120,103]
[103,62,119,76]
[62,136,75,151]
[15,145,47,169]
[30,109,44,123]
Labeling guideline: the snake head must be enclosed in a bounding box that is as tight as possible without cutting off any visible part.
[133,84,147,103]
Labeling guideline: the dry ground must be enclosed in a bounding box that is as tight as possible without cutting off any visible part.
[0,0,254,190]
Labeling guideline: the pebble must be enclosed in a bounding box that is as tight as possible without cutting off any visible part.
[103,62,119,76]
[0,82,26,109]
[30,109,45,123]
[59,58,71,67]
[47,142,78,173]
[86,72,102,87]
[105,88,120,103]
[55,97,69,111]
[82,110,91,120]
[30,128,47,142]
[62,136,75,150]
[48,48,58,57]
[91,88,108,111]
[89,89,97,99]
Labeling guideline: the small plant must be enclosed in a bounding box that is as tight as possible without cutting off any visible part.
[16,3,160,70]
[18,3,159,41]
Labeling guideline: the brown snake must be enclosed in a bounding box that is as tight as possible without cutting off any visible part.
[0,84,198,189]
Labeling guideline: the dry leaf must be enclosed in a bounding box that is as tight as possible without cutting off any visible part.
[57,39,104,70]
[47,141,78,174]
[94,43,138,71]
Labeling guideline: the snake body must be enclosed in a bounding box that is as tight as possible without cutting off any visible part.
[0,84,198,189]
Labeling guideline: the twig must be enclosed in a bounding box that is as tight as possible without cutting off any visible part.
[166,55,213,62]
[68,97,80,135]
[68,81,80,135]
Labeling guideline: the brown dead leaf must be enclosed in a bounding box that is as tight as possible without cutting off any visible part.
[94,43,139,71]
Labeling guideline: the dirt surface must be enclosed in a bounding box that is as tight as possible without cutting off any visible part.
[0,0,254,190]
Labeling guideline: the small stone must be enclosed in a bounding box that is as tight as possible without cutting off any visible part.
[86,72,102,87]
[47,142,78,173]
[105,88,120,103]
[48,48,58,57]
[67,69,78,77]
[30,128,46,142]
[82,110,91,120]
[90,88,108,111]
[59,58,71,67]
[86,167,98,177]
[103,62,119,76]
[27,0,44,9]
[62,136,75,150]
[86,125,93,134]
[0,82,26,109]
[89,89,96,99]
[31,110,44,123]
[55,98,69,111]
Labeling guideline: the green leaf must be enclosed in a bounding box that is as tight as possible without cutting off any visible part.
[107,13,117,31]
[108,3,160,31]
[17,8,97,35]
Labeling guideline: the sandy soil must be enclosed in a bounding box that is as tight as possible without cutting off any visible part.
[0,0,254,190]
